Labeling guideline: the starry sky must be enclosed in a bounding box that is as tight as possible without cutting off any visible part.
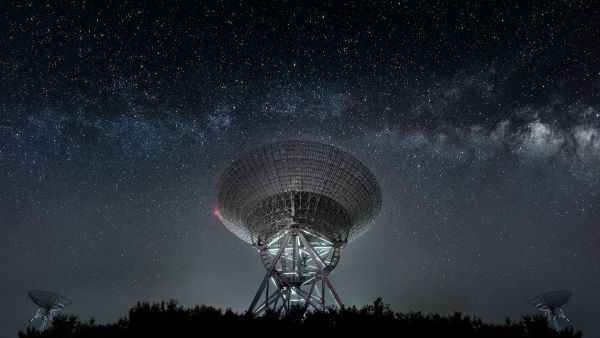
[1,1,599,337]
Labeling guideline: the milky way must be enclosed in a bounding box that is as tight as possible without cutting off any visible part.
[1,2,599,337]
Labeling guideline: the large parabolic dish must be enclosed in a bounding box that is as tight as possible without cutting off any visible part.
[28,290,72,310]
[215,140,381,315]
[215,140,382,246]
[527,290,572,309]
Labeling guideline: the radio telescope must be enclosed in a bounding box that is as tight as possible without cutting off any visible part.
[215,140,381,315]
[527,290,572,330]
[28,290,73,330]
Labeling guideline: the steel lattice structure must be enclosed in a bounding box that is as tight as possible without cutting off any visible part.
[28,290,73,331]
[527,290,572,330]
[215,140,381,315]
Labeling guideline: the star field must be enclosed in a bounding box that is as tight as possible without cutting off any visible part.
[0,1,599,337]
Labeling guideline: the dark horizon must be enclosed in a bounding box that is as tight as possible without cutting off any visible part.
[18,298,583,338]
[1,1,599,337]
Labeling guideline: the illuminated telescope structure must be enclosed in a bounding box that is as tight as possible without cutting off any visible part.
[528,290,572,330]
[28,290,72,330]
[215,140,381,315]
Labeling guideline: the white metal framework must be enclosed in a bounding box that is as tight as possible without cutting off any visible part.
[28,290,72,330]
[249,225,343,314]
[528,290,572,330]
[215,141,381,315]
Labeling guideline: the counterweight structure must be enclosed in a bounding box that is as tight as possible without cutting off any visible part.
[215,141,381,315]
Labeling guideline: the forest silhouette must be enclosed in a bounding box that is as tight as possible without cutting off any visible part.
[19,298,581,338]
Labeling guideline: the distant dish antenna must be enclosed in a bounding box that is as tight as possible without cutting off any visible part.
[28,290,73,330]
[527,290,572,330]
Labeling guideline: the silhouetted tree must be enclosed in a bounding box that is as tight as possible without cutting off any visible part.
[18,299,583,338]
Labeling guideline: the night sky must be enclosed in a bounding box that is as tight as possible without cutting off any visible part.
[1,1,599,337]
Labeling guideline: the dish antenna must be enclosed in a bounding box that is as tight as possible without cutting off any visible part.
[527,290,572,330]
[28,290,73,330]
[215,140,381,315]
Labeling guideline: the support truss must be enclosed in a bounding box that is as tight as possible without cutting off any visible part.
[537,306,571,331]
[248,226,345,315]
[30,307,60,331]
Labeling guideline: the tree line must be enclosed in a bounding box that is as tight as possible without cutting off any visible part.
[19,298,581,338]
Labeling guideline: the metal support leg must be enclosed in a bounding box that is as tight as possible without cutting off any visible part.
[250,228,345,315]
[255,291,282,314]
[248,233,292,313]
[297,232,344,308]
[30,308,43,322]
[321,278,325,307]
[302,277,320,312]
[265,277,269,309]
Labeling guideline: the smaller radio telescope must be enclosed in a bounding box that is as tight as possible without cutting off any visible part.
[527,290,572,330]
[28,290,73,330]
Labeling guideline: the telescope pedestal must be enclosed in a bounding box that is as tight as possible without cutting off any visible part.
[248,228,344,315]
